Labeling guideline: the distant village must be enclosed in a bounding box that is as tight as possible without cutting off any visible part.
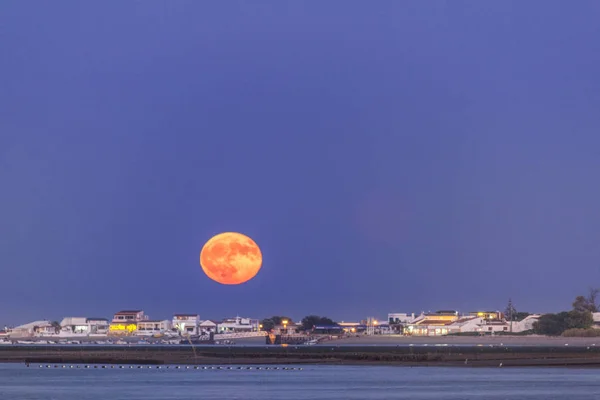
[1,308,579,342]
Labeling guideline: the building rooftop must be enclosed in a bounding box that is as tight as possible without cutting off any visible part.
[139,320,169,323]
[414,319,455,326]
[115,310,142,315]
[13,320,52,330]
[173,314,199,317]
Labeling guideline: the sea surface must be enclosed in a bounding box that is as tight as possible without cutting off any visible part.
[1,363,599,399]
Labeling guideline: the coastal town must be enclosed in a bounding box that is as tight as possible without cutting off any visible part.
[3,307,597,344]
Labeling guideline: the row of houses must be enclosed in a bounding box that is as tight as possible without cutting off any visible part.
[6,310,260,338]
[386,310,541,336]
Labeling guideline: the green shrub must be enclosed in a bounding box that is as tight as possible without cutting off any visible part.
[562,328,600,337]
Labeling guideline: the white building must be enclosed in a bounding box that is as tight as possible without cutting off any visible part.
[511,314,541,333]
[404,310,512,336]
[59,317,109,335]
[112,310,147,323]
[9,321,53,337]
[388,313,416,324]
[109,310,148,335]
[86,318,110,334]
[136,320,172,336]
[217,317,259,333]
[199,320,218,334]
[172,314,200,335]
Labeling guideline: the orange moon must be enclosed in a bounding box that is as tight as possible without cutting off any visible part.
[199,232,262,285]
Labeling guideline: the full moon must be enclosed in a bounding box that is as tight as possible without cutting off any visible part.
[200,232,262,285]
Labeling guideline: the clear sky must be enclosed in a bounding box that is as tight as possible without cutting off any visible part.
[2,1,600,325]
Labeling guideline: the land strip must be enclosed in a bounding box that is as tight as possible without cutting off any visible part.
[3,344,600,367]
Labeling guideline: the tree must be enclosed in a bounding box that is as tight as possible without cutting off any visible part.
[533,311,593,336]
[270,316,293,326]
[260,316,293,332]
[587,288,599,312]
[572,288,599,313]
[259,318,275,332]
[514,312,531,321]
[533,312,569,336]
[50,321,61,334]
[505,299,517,322]
[301,315,336,331]
[566,310,593,330]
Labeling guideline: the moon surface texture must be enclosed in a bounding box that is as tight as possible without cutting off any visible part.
[200,232,262,285]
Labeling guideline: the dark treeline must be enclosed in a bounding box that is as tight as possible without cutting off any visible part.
[259,315,336,332]
[533,288,599,336]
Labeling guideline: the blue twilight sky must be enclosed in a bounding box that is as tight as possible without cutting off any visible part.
[2,1,600,325]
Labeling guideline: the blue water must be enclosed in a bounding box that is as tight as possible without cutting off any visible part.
[1,363,599,399]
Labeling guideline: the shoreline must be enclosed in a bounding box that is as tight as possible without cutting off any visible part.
[4,343,600,368]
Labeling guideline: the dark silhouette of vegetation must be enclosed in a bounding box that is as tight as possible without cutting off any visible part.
[562,328,600,337]
[505,299,531,325]
[300,315,336,331]
[513,312,531,321]
[50,321,61,334]
[259,316,293,332]
[572,288,599,313]
[533,293,595,336]
[533,312,581,336]
[505,299,517,322]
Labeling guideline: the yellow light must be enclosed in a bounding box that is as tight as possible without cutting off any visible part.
[282,320,288,325]
[109,323,137,332]
[373,320,378,325]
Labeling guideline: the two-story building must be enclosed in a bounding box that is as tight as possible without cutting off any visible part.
[86,318,110,334]
[388,313,416,325]
[59,317,110,335]
[217,317,259,333]
[404,310,461,336]
[172,314,200,335]
[136,320,172,336]
[109,310,147,335]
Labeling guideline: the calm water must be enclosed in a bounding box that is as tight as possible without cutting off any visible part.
[1,363,599,399]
